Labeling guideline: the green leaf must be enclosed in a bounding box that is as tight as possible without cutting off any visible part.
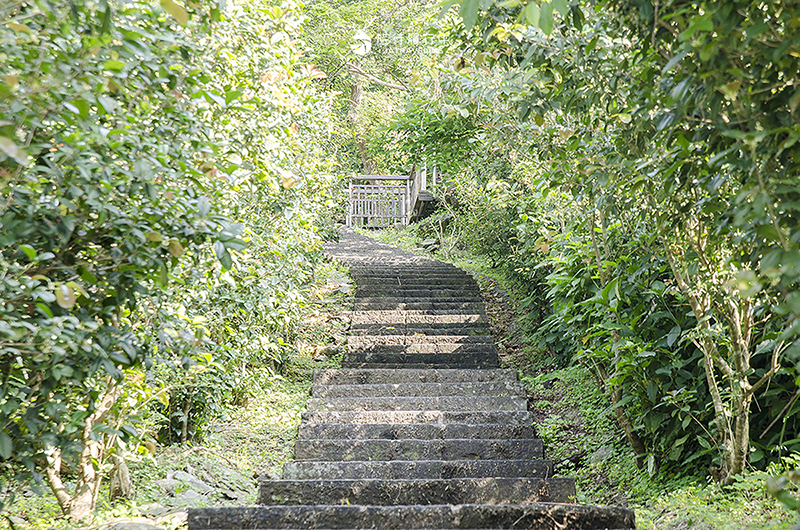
[103,60,126,72]
[437,0,459,19]
[0,136,27,164]
[160,0,189,25]
[661,49,688,74]
[19,244,36,260]
[168,239,184,257]
[552,0,568,17]
[539,2,554,34]
[159,263,168,287]
[666,325,681,347]
[7,22,31,34]
[0,433,12,460]
[459,0,480,29]
[214,241,232,270]
[524,2,540,26]
[97,95,117,114]
[55,283,77,309]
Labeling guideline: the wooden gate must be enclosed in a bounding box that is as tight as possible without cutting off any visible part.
[347,175,410,228]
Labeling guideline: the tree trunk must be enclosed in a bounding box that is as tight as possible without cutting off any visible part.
[610,387,647,469]
[348,77,377,174]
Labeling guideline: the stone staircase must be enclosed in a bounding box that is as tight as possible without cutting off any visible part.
[188,229,635,530]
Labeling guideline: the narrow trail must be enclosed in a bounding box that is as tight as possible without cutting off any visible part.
[188,228,635,530]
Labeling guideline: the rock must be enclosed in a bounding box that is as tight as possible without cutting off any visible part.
[178,489,204,505]
[8,516,25,526]
[98,518,159,530]
[316,344,342,358]
[173,470,213,494]
[588,445,615,465]
[155,478,179,495]
[417,238,439,250]
[337,284,352,294]
[156,508,188,528]
[313,355,326,362]
[138,503,168,517]
[109,456,134,501]
[258,471,281,481]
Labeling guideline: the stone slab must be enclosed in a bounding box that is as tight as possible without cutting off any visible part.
[305,396,528,412]
[293,438,543,461]
[311,381,525,398]
[258,477,576,505]
[188,503,636,530]
[301,410,535,425]
[297,423,536,440]
[282,459,554,480]
[340,354,499,369]
[312,369,517,385]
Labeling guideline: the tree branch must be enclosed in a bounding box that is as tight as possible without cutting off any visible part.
[345,63,411,91]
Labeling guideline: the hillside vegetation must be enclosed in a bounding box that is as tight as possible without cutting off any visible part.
[1,0,798,527]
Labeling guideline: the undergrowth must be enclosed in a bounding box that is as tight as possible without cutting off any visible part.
[362,224,799,530]
[1,260,350,530]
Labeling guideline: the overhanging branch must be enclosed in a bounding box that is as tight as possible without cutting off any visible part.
[345,63,411,91]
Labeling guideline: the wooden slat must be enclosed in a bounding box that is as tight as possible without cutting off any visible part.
[347,181,409,227]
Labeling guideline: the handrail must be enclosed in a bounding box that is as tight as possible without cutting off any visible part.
[408,166,422,224]
[346,164,435,227]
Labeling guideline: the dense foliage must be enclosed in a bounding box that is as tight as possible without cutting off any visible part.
[377,0,800,488]
[1,0,336,520]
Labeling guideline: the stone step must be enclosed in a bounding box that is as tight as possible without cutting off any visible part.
[306,396,527,412]
[282,459,553,480]
[340,353,499,368]
[188,503,636,530]
[354,296,483,304]
[355,288,481,297]
[347,343,496,355]
[347,335,494,347]
[341,363,501,369]
[301,410,535,425]
[352,302,486,311]
[311,381,525,398]
[348,265,466,271]
[312,369,518,385]
[298,423,536,440]
[349,312,487,325]
[258,477,575,505]
[350,324,493,336]
[294,438,543,461]
[357,277,477,286]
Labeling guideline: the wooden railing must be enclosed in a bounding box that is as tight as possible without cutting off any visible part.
[346,166,436,228]
[347,175,411,228]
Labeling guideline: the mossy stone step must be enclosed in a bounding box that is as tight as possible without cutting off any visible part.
[340,353,499,369]
[345,343,496,355]
[300,410,535,425]
[352,302,486,311]
[354,296,484,304]
[306,396,526,412]
[349,312,487,325]
[349,324,493,336]
[293,438,543,461]
[258,477,576,505]
[281,459,554,480]
[297,423,536,440]
[312,369,518,385]
[347,335,495,346]
[188,503,636,530]
[311,381,525,398]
